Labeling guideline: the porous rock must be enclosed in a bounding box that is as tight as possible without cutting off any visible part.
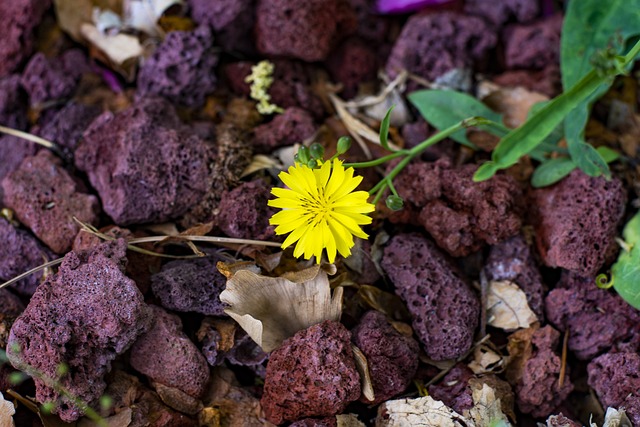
[137,26,218,107]
[484,234,545,320]
[464,0,539,27]
[37,102,102,151]
[0,136,37,205]
[76,97,212,225]
[255,0,356,62]
[0,0,51,77]
[198,319,267,368]
[493,64,562,97]
[188,0,255,53]
[6,239,153,422]
[261,320,360,424]
[252,107,316,152]
[530,169,626,276]
[588,352,640,426]
[0,75,27,130]
[290,418,337,427]
[1,150,100,254]
[348,0,389,43]
[427,363,474,413]
[326,38,378,99]
[151,256,227,316]
[381,233,479,360]
[130,305,210,398]
[352,310,419,404]
[401,120,456,161]
[385,12,496,86]
[217,179,277,240]
[0,288,24,317]
[0,218,53,295]
[546,272,640,360]
[504,14,563,70]
[391,160,523,257]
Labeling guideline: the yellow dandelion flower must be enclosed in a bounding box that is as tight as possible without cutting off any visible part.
[268,158,375,264]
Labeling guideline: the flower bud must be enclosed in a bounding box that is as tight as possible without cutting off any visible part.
[336,136,352,154]
[307,159,318,169]
[297,146,310,164]
[309,142,325,160]
[385,194,404,211]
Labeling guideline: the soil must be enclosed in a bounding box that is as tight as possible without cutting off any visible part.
[1,0,639,426]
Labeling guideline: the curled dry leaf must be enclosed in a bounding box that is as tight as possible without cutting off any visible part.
[219,264,342,352]
[375,396,468,427]
[479,82,549,129]
[80,23,142,76]
[465,383,511,427]
[487,280,538,331]
[241,155,283,178]
[591,407,632,427]
[337,414,367,427]
[352,345,375,402]
[468,345,505,375]
[0,392,15,427]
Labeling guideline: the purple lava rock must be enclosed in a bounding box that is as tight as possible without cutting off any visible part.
[504,14,563,70]
[0,75,27,130]
[385,12,496,85]
[0,0,51,77]
[588,352,640,425]
[217,179,277,240]
[546,272,640,360]
[326,38,378,99]
[199,321,267,368]
[0,136,38,205]
[352,310,419,404]
[348,0,389,43]
[464,0,539,27]
[428,363,474,413]
[290,418,337,427]
[188,0,255,52]
[20,50,88,106]
[6,239,153,422]
[137,26,219,107]
[512,326,573,418]
[255,0,356,62]
[151,256,227,316]
[36,102,102,151]
[76,97,212,225]
[530,169,626,276]
[0,288,25,316]
[253,107,316,152]
[0,218,53,295]
[2,150,100,254]
[391,160,523,257]
[493,64,562,97]
[401,120,455,161]
[484,234,546,320]
[381,233,479,360]
[261,320,361,424]
[129,305,210,398]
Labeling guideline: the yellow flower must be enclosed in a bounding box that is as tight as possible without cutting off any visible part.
[268,159,375,263]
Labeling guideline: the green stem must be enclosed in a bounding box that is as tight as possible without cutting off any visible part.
[344,150,409,168]
[624,38,640,63]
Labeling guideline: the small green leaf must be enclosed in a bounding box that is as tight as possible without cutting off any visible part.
[531,157,576,188]
[379,106,395,152]
[568,140,610,177]
[473,162,500,182]
[408,89,502,148]
[596,145,621,162]
[612,211,640,309]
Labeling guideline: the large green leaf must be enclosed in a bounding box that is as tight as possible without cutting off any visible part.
[613,211,640,309]
[562,0,640,176]
[408,89,502,148]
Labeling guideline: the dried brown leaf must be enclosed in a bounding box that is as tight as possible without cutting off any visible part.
[152,382,202,415]
[505,326,538,385]
[464,383,511,427]
[78,408,132,427]
[0,392,15,427]
[468,345,505,375]
[352,345,375,403]
[481,85,548,129]
[487,280,537,331]
[375,396,468,427]
[337,414,366,427]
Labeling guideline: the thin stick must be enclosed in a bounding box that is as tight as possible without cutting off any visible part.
[559,327,569,388]
[0,125,61,151]
[128,235,283,247]
[0,259,63,290]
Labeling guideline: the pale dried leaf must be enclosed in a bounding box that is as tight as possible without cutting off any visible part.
[153,381,203,415]
[273,144,300,170]
[337,414,366,427]
[468,345,505,375]
[123,0,184,36]
[595,407,632,427]
[487,280,537,331]
[362,89,410,127]
[217,261,261,279]
[80,23,143,65]
[93,8,123,34]
[352,345,375,402]
[241,154,283,178]
[482,86,548,129]
[54,0,121,41]
[465,383,511,427]
[0,392,15,427]
[375,396,469,427]
[219,264,342,352]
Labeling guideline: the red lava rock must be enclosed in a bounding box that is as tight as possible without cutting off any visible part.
[326,38,378,99]
[188,0,255,52]
[217,179,277,240]
[464,0,539,27]
[252,107,316,152]
[0,0,51,77]
[129,305,210,398]
[199,322,267,368]
[511,326,573,418]
[391,160,523,257]
[0,218,53,295]
[493,64,562,97]
[36,102,102,151]
[255,0,356,62]
[20,50,88,106]
[385,12,496,85]
[381,233,479,360]
[76,97,212,225]
[352,310,419,404]
[1,150,100,254]
[0,136,38,204]
[0,288,24,316]
[290,418,337,427]
[504,14,563,70]
[151,256,228,316]
[6,239,153,422]
[545,272,640,360]
[484,234,546,320]
[0,75,27,130]
[529,169,626,277]
[348,0,389,43]
[137,26,219,107]
[427,363,474,413]
[401,120,457,161]
[261,320,361,424]
[588,352,640,425]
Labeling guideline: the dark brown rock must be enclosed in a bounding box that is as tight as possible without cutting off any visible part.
[0,136,37,203]
[6,240,153,422]
[290,418,337,427]
[326,38,378,99]
[427,363,474,413]
[188,0,256,53]
[381,232,479,360]
[504,14,563,70]
[255,0,356,62]
[36,102,102,151]
[1,150,100,254]
[348,0,389,43]
[0,75,27,130]
[76,97,212,225]
[261,320,360,424]
[493,64,562,97]
[0,288,24,317]
[130,305,210,398]
[401,120,456,161]
[530,169,626,276]
[252,107,316,152]
[464,0,539,27]
[217,179,277,240]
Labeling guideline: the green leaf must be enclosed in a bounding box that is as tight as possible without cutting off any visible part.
[379,106,394,151]
[613,211,640,309]
[408,89,502,148]
[561,0,640,176]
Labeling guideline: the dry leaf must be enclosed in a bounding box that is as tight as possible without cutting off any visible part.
[591,407,632,427]
[123,0,183,36]
[469,376,515,423]
[54,0,122,41]
[80,23,143,66]
[241,155,283,178]
[375,396,468,427]
[153,381,202,415]
[219,264,342,352]
[481,84,549,129]
[0,392,15,427]
[505,326,538,385]
[487,280,537,331]
[468,345,505,375]
[465,383,511,427]
[337,414,366,427]
[352,345,375,402]
[78,408,132,427]
[197,318,237,353]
